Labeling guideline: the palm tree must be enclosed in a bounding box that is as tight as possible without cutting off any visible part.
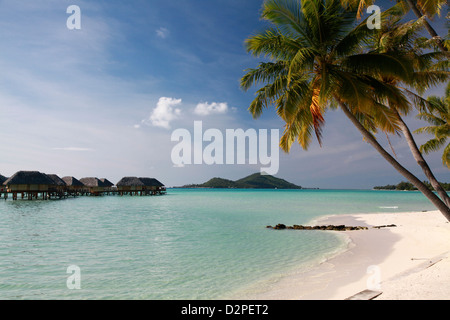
[343,0,448,54]
[367,16,450,206]
[414,82,450,168]
[403,0,448,54]
[241,0,450,220]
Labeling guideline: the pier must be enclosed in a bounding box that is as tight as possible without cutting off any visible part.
[0,171,166,201]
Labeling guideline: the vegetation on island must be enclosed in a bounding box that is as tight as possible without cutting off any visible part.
[374,181,450,191]
[180,173,303,189]
[240,0,450,221]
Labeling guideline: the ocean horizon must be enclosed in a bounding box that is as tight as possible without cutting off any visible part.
[0,188,436,299]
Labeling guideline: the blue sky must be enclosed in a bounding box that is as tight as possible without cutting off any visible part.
[0,0,448,189]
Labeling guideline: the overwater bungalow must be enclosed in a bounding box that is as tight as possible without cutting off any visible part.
[116,177,166,195]
[99,178,115,194]
[0,174,8,196]
[116,177,145,195]
[79,177,108,196]
[62,176,85,195]
[139,177,166,195]
[47,174,67,197]
[3,171,55,200]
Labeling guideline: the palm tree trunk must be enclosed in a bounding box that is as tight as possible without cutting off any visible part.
[395,112,450,207]
[340,103,450,221]
[404,0,449,55]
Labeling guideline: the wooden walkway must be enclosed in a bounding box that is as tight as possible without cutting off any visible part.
[0,190,167,200]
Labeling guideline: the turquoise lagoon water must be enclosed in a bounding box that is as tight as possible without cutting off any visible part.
[0,189,436,299]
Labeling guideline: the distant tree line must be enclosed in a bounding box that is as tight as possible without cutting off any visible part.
[374,181,450,191]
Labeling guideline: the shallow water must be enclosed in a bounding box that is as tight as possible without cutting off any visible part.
[0,189,435,299]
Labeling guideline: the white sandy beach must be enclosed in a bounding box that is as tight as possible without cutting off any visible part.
[322,210,450,300]
[237,210,450,300]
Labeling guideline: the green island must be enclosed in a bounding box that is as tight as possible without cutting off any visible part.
[374,181,450,191]
[178,173,307,189]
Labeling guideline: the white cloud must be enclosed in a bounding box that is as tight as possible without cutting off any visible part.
[156,27,170,39]
[194,102,228,116]
[148,97,182,129]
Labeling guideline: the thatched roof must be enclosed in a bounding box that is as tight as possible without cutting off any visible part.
[4,171,55,185]
[79,177,107,187]
[99,178,114,187]
[0,174,7,185]
[47,174,67,186]
[62,176,84,187]
[116,177,145,187]
[139,177,164,187]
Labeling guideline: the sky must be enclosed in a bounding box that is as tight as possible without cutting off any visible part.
[0,0,448,189]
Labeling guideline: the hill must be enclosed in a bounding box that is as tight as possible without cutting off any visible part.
[181,173,302,189]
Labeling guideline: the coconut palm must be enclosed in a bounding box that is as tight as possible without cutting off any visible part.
[403,0,448,54]
[343,0,448,54]
[367,16,450,206]
[414,82,450,168]
[241,0,450,220]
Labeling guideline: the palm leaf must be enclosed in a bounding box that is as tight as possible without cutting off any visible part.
[261,0,306,38]
[415,0,447,18]
[310,84,325,144]
[442,143,450,168]
[241,61,288,91]
[244,28,299,60]
[341,53,414,81]
[419,137,447,154]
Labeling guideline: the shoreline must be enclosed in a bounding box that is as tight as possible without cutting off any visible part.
[234,210,450,300]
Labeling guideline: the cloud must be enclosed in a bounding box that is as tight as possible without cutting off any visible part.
[147,97,182,129]
[194,102,228,116]
[156,27,170,39]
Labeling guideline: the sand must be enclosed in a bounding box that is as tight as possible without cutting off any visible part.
[236,210,450,300]
[320,210,450,300]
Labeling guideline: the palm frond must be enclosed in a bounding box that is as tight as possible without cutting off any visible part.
[276,77,312,123]
[410,71,450,94]
[419,137,447,154]
[280,107,315,152]
[248,76,289,118]
[261,0,307,38]
[244,27,300,60]
[402,88,437,112]
[442,143,450,168]
[334,1,408,57]
[241,61,288,91]
[341,53,414,81]
[415,0,447,18]
[310,84,325,145]
[416,113,445,127]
